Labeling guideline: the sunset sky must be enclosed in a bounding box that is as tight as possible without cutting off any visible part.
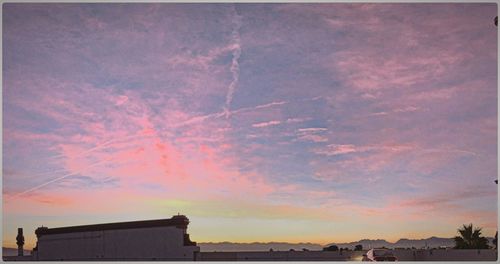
[3,3,498,249]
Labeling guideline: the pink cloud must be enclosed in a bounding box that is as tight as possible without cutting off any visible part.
[252,120,281,128]
[296,134,328,143]
[315,144,357,156]
[297,128,327,133]
[3,3,496,246]
[291,127,330,143]
[310,142,417,183]
[285,117,311,123]
[114,95,129,106]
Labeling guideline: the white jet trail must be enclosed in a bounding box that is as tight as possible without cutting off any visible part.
[174,111,226,128]
[223,5,243,118]
[170,101,288,129]
[48,133,157,162]
[6,157,114,201]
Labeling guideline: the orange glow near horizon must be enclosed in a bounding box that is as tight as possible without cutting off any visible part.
[2,3,497,251]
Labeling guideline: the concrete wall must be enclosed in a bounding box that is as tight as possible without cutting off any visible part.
[198,250,363,261]
[5,249,498,261]
[36,226,199,260]
[197,249,498,261]
[406,249,497,261]
[3,255,33,261]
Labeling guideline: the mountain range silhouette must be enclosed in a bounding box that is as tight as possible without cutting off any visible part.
[198,237,495,252]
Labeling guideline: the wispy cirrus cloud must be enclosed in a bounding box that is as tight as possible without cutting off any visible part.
[294,127,329,143]
[3,3,497,248]
[223,6,243,118]
[252,120,281,128]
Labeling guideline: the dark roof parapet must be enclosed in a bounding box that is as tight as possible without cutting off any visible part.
[35,215,190,238]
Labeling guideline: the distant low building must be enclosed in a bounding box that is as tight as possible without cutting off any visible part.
[27,215,199,261]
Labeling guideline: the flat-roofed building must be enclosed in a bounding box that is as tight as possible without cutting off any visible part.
[30,215,199,261]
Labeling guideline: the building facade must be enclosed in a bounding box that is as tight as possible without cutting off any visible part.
[31,215,200,261]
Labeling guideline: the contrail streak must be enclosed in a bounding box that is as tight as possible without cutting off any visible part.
[48,133,156,161]
[172,101,288,129]
[174,111,226,128]
[231,101,287,115]
[223,5,243,118]
[6,158,114,201]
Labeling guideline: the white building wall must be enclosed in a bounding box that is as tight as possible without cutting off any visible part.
[37,231,104,260]
[36,226,199,260]
[102,226,198,260]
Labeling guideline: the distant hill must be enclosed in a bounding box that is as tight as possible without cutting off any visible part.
[327,236,495,250]
[199,237,496,252]
[199,242,323,252]
[2,247,31,257]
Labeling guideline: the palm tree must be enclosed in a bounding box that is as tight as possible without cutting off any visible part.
[454,224,490,249]
[493,232,497,249]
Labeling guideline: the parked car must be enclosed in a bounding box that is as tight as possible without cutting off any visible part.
[362,249,398,261]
